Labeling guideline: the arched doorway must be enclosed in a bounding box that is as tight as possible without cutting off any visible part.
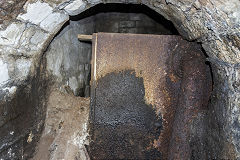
[0,0,238,159]
[33,3,211,160]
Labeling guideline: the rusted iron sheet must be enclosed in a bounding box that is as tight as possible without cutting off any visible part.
[89,33,211,159]
[168,44,212,159]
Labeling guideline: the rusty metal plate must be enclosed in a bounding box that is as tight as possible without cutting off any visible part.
[89,33,211,159]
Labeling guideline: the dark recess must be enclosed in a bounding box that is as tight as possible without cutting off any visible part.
[70,3,179,35]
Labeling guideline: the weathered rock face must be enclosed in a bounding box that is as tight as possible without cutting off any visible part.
[0,0,239,159]
[0,58,49,159]
[0,0,27,29]
[208,61,240,159]
[45,19,93,97]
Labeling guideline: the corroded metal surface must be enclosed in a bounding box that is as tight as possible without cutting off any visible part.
[168,44,212,159]
[89,33,211,159]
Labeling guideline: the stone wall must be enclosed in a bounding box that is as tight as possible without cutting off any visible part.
[46,18,94,97]
[0,0,239,159]
[0,58,49,159]
[0,0,27,28]
[93,8,176,34]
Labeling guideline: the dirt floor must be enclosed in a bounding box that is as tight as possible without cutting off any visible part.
[31,89,90,160]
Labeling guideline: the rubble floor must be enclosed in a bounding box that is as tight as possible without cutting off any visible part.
[31,89,90,160]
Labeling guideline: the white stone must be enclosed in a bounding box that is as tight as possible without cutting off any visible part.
[17,24,48,52]
[30,29,49,50]
[3,86,17,95]
[17,25,36,50]
[0,22,25,47]
[18,1,53,25]
[87,0,101,4]
[0,59,9,85]
[30,30,48,46]
[64,0,86,16]
[18,1,69,33]
[8,86,17,95]
[71,122,88,148]
[69,76,78,95]
[40,12,69,33]
[15,59,31,79]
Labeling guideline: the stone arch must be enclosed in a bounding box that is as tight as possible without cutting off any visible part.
[0,0,238,82]
[0,0,239,159]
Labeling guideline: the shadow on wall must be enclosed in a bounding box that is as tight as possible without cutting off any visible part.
[0,58,50,159]
[71,3,179,34]
[44,3,179,98]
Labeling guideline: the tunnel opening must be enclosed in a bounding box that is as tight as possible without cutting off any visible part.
[45,3,180,98]
[37,3,213,159]
[0,2,215,160]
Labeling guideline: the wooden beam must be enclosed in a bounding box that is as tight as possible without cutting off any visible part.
[78,34,92,41]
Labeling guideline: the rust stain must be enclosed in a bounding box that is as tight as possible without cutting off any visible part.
[169,73,179,82]
[90,33,211,159]
[168,44,212,159]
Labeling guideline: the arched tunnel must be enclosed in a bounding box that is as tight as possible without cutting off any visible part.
[0,0,239,160]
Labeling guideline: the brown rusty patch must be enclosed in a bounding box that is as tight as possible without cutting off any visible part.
[90,33,211,159]
[168,44,212,159]
[169,73,179,83]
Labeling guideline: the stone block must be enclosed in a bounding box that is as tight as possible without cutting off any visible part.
[17,1,69,34]
[64,0,87,16]
[0,22,25,47]
[40,11,69,34]
[0,59,9,86]
[87,0,102,4]
[119,21,136,28]
[17,1,53,25]
[119,28,138,33]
